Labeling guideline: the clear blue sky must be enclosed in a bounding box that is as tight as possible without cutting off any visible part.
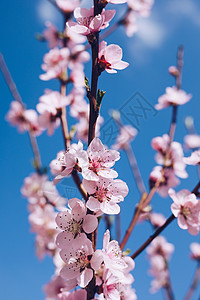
[1,0,200,299]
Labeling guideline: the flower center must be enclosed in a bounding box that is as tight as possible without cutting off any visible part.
[99,55,112,71]
[181,206,191,217]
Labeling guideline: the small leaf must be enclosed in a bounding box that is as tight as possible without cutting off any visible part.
[97,89,106,107]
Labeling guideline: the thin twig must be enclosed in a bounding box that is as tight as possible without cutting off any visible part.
[184,265,200,300]
[0,53,42,174]
[131,214,175,260]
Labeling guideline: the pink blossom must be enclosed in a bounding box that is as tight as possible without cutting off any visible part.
[83,177,128,215]
[184,150,200,165]
[151,134,188,179]
[56,198,98,248]
[67,7,115,36]
[21,173,66,208]
[184,134,200,150]
[149,212,166,228]
[169,188,200,235]
[69,63,85,88]
[68,45,90,69]
[147,236,174,260]
[190,242,200,260]
[124,10,138,37]
[112,125,137,150]
[58,289,87,300]
[29,204,58,259]
[43,21,59,48]
[37,90,70,135]
[54,141,83,181]
[91,230,128,277]
[50,151,65,176]
[127,0,154,17]
[106,0,127,4]
[59,235,94,287]
[98,41,129,73]
[43,275,65,300]
[168,66,179,77]
[78,138,120,181]
[155,86,192,110]
[149,166,180,198]
[69,88,88,119]
[56,0,80,13]
[6,101,41,135]
[40,48,70,81]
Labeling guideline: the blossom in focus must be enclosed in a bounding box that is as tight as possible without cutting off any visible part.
[127,0,154,17]
[169,188,200,235]
[190,242,200,260]
[53,141,83,181]
[155,86,192,110]
[43,21,59,48]
[78,138,120,181]
[56,0,80,13]
[40,48,70,81]
[91,230,128,277]
[37,90,70,135]
[184,134,200,150]
[184,150,200,165]
[59,235,94,287]
[67,7,115,36]
[98,41,129,73]
[56,198,98,249]
[83,177,128,215]
[112,125,137,150]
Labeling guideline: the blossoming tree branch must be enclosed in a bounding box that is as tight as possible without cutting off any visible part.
[2,0,200,299]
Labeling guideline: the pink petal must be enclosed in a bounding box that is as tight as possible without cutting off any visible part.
[103,229,110,250]
[104,44,122,64]
[112,60,129,70]
[56,231,74,249]
[77,268,93,288]
[83,215,98,233]
[86,197,101,211]
[104,9,116,23]
[90,250,104,271]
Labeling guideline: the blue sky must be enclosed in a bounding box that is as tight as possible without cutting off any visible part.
[1,0,200,299]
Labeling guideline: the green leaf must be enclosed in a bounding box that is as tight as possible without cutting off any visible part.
[97,89,106,107]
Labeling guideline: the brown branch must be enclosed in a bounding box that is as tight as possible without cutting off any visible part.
[184,265,200,300]
[131,214,175,260]
[0,53,42,174]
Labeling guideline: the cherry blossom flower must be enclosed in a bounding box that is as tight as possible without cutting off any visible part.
[91,230,128,277]
[37,90,70,135]
[40,48,70,81]
[127,0,154,17]
[43,21,59,48]
[29,204,58,259]
[21,173,66,208]
[56,0,80,13]
[184,134,200,150]
[155,86,192,110]
[151,134,188,179]
[6,101,41,135]
[59,235,94,287]
[58,289,87,300]
[190,242,200,260]
[112,125,137,150]
[147,236,174,260]
[169,188,200,235]
[68,45,90,69]
[43,275,65,300]
[69,88,88,119]
[50,151,65,176]
[149,166,180,197]
[149,212,166,228]
[105,0,127,4]
[69,64,85,88]
[184,150,200,165]
[78,138,120,181]
[83,177,128,215]
[67,7,115,36]
[98,41,129,74]
[54,141,83,181]
[124,10,138,37]
[56,198,98,249]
